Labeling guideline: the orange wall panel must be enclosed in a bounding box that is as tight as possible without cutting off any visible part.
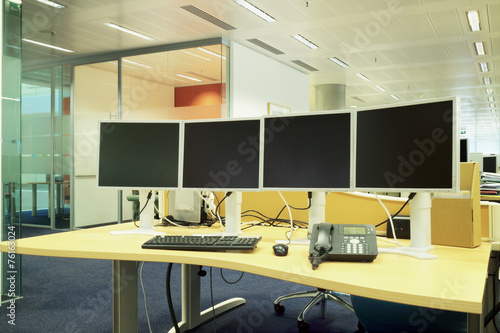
[175,83,222,107]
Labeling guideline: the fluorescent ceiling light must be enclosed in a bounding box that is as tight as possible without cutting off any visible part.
[480,62,489,72]
[37,0,65,8]
[390,94,400,100]
[22,38,75,53]
[490,104,496,109]
[474,42,485,55]
[176,74,202,82]
[291,34,319,49]
[233,0,276,22]
[104,22,155,41]
[122,59,154,69]
[328,57,349,68]
[466,10,481,32]
[489,97,494,102]
[484,77,491,85]
[2,96,20,102]
[487,88,493,94]
[374,85,386,92]
[197,47,226,59]
[355,73,371,82]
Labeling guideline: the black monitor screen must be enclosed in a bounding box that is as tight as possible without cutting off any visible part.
[262,112,351,190]
[484,156,497,173]
[98,121,180,189]
[460,138,468,162]
[182,119,261,190]
[356,99,457,191]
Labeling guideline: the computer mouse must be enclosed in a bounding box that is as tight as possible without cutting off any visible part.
[273,243,288,256]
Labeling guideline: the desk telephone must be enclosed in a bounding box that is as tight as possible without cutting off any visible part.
[308,223,378,269]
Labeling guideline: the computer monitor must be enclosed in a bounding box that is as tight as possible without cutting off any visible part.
[262,111,352,191]
[355,98,459,192]
[182,118,261,234]
[355,97,460,259]
[98,120,181,235]
[261,111,352,243]
[484,155,498,173]
[460,138,469,162]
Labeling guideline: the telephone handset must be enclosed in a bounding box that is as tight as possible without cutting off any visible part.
[309,223,378,269]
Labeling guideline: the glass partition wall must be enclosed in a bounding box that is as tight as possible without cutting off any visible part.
[21,66,71,229]
[2,0,22,300]
[21,41,230,229]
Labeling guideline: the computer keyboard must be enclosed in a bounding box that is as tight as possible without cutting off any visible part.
[141,235,262,251]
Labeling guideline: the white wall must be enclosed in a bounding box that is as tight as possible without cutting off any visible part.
[229,42,310,118]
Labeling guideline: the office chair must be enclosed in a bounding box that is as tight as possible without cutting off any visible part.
[274,288,356,332]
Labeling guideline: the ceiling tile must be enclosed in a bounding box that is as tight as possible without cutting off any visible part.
[383,17,415,43]
[428,10,463,38]
[401,13,438,40]
[399,46,429,63]
[421,44,450,61]
[444,41,472,59]
[320,0,363,16]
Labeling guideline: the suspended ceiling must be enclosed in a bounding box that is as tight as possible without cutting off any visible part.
[19,0,500,145]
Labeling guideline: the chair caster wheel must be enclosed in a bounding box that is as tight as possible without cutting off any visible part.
[298,320,310,333]
[274,303,285,315]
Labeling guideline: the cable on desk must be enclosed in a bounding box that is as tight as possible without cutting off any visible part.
[374,193,415,229]
[166,263,180,333]
[272,191,312,226]
[134,190,153,229]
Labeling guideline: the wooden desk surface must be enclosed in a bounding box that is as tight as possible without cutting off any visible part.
[0,223,490,314]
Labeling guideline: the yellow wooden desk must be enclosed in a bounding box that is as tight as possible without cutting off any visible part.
[0,222,492,333]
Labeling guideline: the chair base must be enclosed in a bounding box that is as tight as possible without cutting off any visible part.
[274,288,354,332]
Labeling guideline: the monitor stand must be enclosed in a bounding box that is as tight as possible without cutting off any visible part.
[195,191,242,236]
[378,192,437,259]
[275,191,326,245]
[110,190,165,236]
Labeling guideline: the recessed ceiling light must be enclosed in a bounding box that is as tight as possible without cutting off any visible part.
[104,22,155,41]
[466,10,481,32]
[122,59,154,69]
[233,0,276,22]
[480,62,489,72]
[484,77,491,85]
[390,94,400,100]
[176,74,202,82]
[328,57,349,68]
[37,0,65,8]
[197,47,226,59]
[22,38,75,53]
[474,42,485,55]
[291,34,319,49]
[374,85,386,92]
[355,73,371,82]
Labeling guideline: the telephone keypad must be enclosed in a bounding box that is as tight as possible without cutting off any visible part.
[340,236,369,254]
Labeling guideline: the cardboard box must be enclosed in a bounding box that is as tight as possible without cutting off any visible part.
[431,162,481,248]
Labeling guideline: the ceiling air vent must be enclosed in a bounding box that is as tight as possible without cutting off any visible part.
[181,5,236,31]
[291,60,318,72]
[247,39,284,55]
